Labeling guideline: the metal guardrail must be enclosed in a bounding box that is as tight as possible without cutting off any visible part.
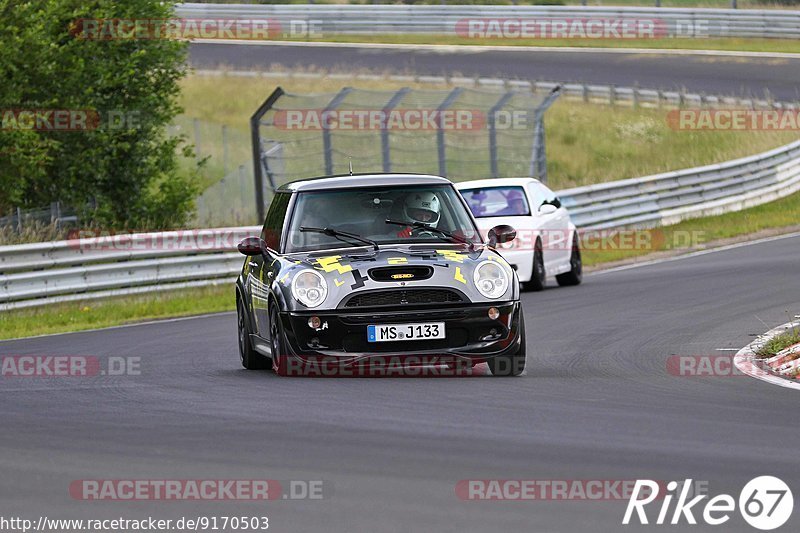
[3,138,800,310]
[196,69,798,110]
[558,140,800,229]
[0,227,260,310]
[176,4,800,40]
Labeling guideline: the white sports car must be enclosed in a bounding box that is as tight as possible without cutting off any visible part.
[456,178,582,291]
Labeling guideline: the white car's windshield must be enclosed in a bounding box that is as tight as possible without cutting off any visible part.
[285,184,480,253]
[460,186,531,218]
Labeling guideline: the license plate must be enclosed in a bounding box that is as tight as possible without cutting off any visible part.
[367,322,445,342]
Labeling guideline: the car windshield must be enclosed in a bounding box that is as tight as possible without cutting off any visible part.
[285,184,480,253]
[460,186,530,218]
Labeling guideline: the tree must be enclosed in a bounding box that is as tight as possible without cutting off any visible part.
[0,0,198,229]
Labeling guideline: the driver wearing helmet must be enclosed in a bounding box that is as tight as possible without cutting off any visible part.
[403,191,441,228]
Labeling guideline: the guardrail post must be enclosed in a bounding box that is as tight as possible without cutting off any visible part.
[436,87,464,177]
[322,87,353,176]
[381,87,410,173]
[489,91,515,178]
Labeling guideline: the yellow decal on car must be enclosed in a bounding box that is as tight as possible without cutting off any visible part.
[334,278,345,287]
[454,267,467,284]
[278,273,290,285]
[437,249,466,263]
[315,255,353,274]
[391,273,414,279]
[387,257,408,265]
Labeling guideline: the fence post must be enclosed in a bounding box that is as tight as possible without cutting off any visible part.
[381,87,410,173]
[322,87,353,176]
[488,91,514,178]
[436,87,464,177]
[529,86,561,183]
[222,125,229,175]
[250,87,285,223]
[193,118,202,164]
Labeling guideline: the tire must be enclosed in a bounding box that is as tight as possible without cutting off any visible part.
[522,239,545,292]
[556,234,583,287]
[487,311,526,377]
[269,304,291,376]
[238,296,269,370]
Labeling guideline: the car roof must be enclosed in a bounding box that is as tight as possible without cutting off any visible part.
[278,173,452,192]
[455,177,540,189]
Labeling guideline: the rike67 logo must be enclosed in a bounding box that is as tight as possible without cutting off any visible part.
[623,477,793,530]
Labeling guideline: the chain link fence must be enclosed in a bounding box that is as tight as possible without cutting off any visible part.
[251,86,560,220]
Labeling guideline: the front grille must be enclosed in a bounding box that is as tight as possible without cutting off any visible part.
[343,289,466,308]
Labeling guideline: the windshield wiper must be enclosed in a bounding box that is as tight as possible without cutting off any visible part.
[299,226,379,253]
[384,219,474,250]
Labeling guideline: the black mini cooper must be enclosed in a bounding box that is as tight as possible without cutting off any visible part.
[235,174,526,376]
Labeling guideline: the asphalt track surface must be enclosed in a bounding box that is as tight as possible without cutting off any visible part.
[2,233,799,532]
[189,42,800,101]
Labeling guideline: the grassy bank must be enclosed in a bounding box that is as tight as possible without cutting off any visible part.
[179,73,798,190]
[581,188,800,266]
[0,285,234,341]
[756,328,800,358]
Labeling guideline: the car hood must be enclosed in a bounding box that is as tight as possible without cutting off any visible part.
[280,245,517,309]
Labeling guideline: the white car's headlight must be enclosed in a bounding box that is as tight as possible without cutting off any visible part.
[291,270,328,308]
[473,260,509,299]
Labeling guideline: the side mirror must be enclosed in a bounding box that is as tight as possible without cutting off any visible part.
[539,203,558,215]
[237,237,266,256]
[488,224,516,247]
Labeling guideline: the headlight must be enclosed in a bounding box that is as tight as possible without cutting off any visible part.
[473,260,509,299]
[291,270,328,308]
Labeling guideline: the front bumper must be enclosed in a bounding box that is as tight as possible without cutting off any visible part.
[279,301,523,366]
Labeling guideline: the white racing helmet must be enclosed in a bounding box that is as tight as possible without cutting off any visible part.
[404,191,441,228]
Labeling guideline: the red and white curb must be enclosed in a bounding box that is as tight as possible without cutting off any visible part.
[734,320,800,391]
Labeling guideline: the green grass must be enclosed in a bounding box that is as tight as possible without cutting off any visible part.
[273,33,800,54]
[756,328,800,357]
[581,188,800,266]
[179,73,799,191]
[0,285,234,341]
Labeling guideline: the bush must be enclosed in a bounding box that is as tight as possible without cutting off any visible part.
[0,0,199,230]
